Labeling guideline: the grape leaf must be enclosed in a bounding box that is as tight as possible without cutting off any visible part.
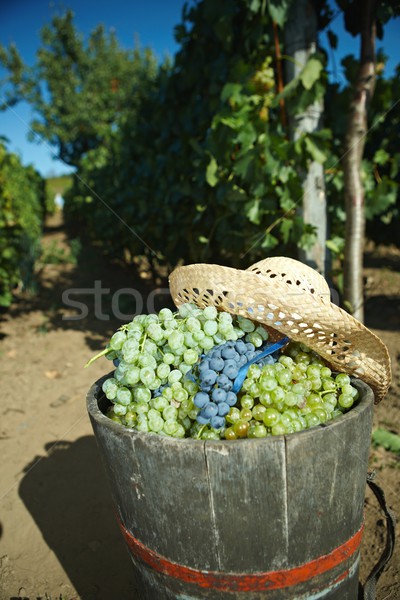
[206,156,219,187]
[267,0,291,27]
[300,57,324,90]
[304,136,327,163]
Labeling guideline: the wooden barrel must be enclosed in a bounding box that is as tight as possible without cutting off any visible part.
[87,375,374,600]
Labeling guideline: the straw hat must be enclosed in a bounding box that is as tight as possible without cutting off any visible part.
[169,257,391,403]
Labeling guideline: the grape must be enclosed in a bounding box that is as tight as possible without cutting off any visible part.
[209,356,224,371]
[221,346,237,360]
[240,395,254,410]
[306,413,320,428]
[156,363,170,380]
[225,427,237,440]
[164,419,180,436]
[211,388,227,403]
[252,404,267,421]
[193,330,205,342]
[162,403,178,421]
[194,392,209,409]
[218,402,230,417]
[226,391,237,406]
[203,403,219,418]
[203,320,218,336]
[125,366,141,385]
[113,404,128,416]
[203,306,218,320]
[102,378,119,400]
[249,423,268,438]
[134,387,152,403]
[168,331,185,351]
[138,353,157,369]
[237,316,255,333]
[223,363,238,380]
[116,387,132,406]
[184,332,197,348]
[173,387,188,403]
[147,323,165,343]
[196,412,210,425]
[124,410,137,427]
[240,408,252,421]
[186,316,201,332]
[144,314,159,326]
[260,376,277,392]
[339,394,354,408]
[216,374,233,391]
[200,336,214,351]
[233,420,249,437]
[150,395,168,411]
[183,349,199,365]
[179,363,192,375]
[210,416,225,429]
[168,369,183,384]
[226,407,241,424]
[246,332,263,347]
[136,401,150,415]
[336,373,351,387]
[136,418,149,432]
[109,330,127,350]
[162,352,175,365]
[200,369,218,386]
[149,416,164,433]
[263,408,280,427]
[275,422,291,435]
[140,367,156,387]
[158,307,173,322]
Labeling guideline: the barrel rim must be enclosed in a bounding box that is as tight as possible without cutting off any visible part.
[86,372,374,447]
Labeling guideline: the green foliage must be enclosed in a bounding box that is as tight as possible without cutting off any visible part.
[0,143,44,306]
[2,1,399,279]
[372,428,400,454]
[65,0,328,268]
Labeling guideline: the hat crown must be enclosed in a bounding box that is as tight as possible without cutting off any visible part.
[247,257,330,300]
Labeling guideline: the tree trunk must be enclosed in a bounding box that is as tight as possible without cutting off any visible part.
[284,0,328,275]
[343,0,377,322]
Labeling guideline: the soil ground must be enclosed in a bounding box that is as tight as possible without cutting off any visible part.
[0,213,399,600]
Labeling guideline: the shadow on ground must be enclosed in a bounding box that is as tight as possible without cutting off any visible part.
[365,295,400,331]
[18,436,140,600]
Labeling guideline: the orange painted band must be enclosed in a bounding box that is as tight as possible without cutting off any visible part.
[118,519,363,592]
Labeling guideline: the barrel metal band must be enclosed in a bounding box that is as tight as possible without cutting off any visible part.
[118,519,364,592]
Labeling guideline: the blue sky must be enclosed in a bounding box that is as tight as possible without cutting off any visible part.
[0,0,399,177]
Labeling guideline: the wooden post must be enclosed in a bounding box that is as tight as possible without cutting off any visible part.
[283,0,328,276]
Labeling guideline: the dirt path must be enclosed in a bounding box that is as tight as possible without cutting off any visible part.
[0,214,399,600]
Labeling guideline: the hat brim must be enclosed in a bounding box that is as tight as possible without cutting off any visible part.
[169,262,391,403]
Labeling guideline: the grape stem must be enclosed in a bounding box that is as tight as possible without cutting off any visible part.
[196,425,207,439]
[84,347,110,368]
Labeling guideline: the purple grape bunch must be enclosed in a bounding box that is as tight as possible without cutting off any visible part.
[193,339,276,430]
